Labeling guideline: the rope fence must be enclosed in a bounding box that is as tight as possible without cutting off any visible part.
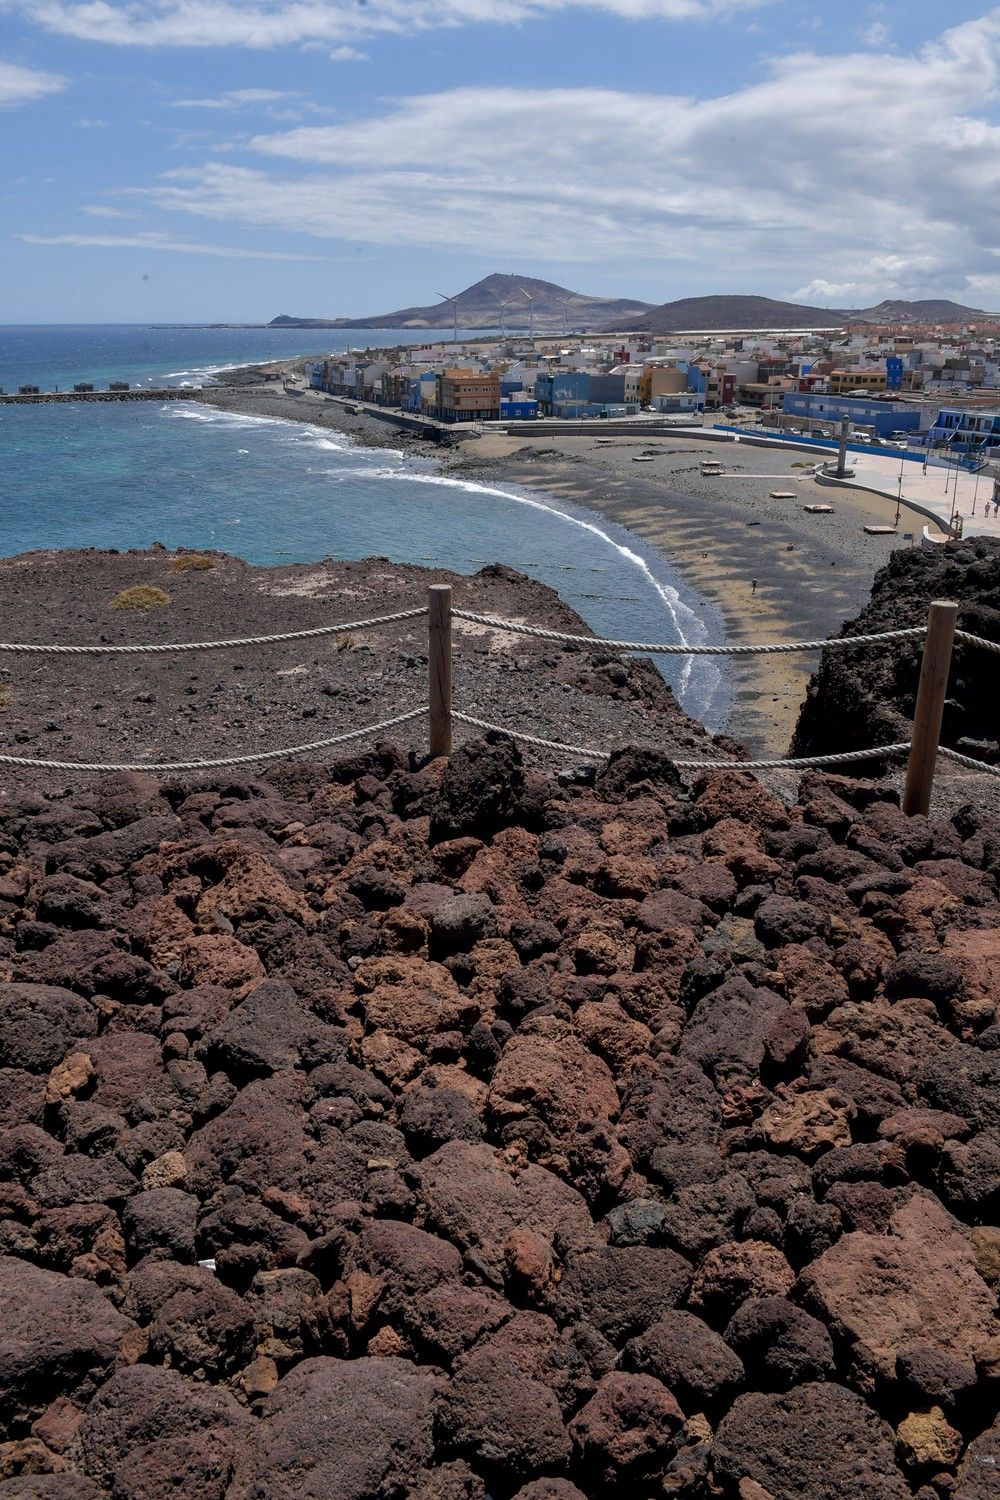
[2,583,998,812]
[451,609,927,657]
[0,606,426,655]
[0,707,428,773]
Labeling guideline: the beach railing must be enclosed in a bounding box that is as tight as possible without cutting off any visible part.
[0,587,994,814]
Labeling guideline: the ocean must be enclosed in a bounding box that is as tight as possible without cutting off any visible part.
[0,325,726,725]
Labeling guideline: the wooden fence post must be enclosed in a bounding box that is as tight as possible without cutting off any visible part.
[428,584,453,757]
[902,599,958,817]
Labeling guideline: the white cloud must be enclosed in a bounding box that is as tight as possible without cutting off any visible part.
[117,13,1000,304]
[15,0,773,49]
[0,57,65,106]
[173,88,295,108]
[15,230,321,259]
[861,20,890,48]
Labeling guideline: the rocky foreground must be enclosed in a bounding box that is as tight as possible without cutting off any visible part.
[0,735,998,1499]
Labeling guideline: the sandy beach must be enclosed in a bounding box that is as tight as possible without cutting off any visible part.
[196,380,914,754]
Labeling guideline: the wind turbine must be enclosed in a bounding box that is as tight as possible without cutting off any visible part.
[518,285,536,341]
[437,291,460,344]
[497,298,512,337]
[560,288,582,337]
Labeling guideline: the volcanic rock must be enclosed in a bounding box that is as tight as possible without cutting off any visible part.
[0,1256,136,1424]
[714,1382,909,1498]
[801,1194,998,1387]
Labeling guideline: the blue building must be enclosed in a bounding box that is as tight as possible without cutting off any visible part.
[885,356,904,390]
[927,407,1000,456]
[535,371,591,414]
[500,397,538,419]
[782,392,921,437]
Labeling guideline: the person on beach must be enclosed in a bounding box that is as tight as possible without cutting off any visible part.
[751,579,758,594]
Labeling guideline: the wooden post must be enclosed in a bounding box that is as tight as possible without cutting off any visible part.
[428,583,453,758]
[902,599,958,817]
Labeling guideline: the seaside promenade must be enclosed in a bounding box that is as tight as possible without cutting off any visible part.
[822,450,1000,541]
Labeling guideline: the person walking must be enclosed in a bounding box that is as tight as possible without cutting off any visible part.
[751,579,758,595]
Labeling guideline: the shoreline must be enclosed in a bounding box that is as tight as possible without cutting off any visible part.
[196,379,908,753]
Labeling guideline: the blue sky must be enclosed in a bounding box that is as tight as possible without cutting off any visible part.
[2,0,999,322]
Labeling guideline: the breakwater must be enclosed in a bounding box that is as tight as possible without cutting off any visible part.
[0,388,195,406]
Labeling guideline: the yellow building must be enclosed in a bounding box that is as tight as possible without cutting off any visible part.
[639,366,687,403]
[828,368,887,394]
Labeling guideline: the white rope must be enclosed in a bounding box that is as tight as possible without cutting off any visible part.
[454,712,912,771]
[673,743,912,771]
[938,745,1000,777]
[0,706,427,772]
[955,629,1000,656]
[453,712,610,759]
[452,609,925,657]
[0,606,427,656]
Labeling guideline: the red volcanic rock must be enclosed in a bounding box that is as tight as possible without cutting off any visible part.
[687,1241,795,1320]
[419,1140,598,1278]
[177,933,266,995]
[354,954,479,1047]
[801,1195,998,1387]
[0,717,998,1497]
[487,1015,619,1152]
[568,1371,684,1484]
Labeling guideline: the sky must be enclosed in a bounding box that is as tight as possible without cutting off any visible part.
[2,0,1000,323]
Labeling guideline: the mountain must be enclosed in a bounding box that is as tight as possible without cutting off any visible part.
[604,293,999,334]
[603,295,849,334]
[847,299,996,324]
[269,274,655,332]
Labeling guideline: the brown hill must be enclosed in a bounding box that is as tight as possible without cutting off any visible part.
[604,294,847,334]
[270,274,654,332]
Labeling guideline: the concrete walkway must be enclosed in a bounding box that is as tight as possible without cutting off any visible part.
[822,453,1000,541]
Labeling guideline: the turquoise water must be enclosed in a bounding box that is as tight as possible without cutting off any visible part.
[0,327,727,725]
[0,324,469,393]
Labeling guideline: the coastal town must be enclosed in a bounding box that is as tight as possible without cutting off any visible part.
[305,313,1000,459]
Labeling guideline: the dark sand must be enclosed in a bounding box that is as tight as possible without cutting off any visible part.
[196,381,914,754]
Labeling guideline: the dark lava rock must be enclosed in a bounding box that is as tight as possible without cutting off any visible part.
[605,1199,669,1247]
[713,1381,909,1499]
[123,1186,199,1263]
[430,733,525,842]
[955,1413,1000,1499]
[0,984,97,1073]
[437,1346,570,1479]
[922,1042,1000,1131]
[622,1310,744,1412]
[400,1086,484,1156]
[0,1255,136,1424]
[228,1357,440,1500]
[554,1246,691,1342]
[0,1482,109,1499]
[79,1363,249,1500]
[202,975,337,1078]
[723,1296,835,1389]
[431,893,499,955]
